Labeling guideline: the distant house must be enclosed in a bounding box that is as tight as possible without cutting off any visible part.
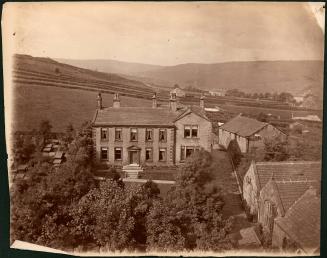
[218,115,287,153]
[209,89,227,97]
[170,87,186,98]
[272,188,320,255]
[242,161,321,220]
[291,114,321,122]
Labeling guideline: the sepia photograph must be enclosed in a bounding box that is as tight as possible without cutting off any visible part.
[2,1,325,256]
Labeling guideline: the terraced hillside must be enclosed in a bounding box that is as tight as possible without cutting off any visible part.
[13,54,170,100]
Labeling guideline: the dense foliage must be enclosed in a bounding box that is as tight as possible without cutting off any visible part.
[11,143,233,252]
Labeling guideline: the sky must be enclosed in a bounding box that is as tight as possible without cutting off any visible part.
[2,2,325,66]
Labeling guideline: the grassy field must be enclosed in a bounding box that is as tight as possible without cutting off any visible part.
[220,103,322,120]
[12,84,153,132]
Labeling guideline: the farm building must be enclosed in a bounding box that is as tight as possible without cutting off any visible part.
[170,86,186,98]
[209,89,227,97]
[92,92,216,176]
[218,115,287,153]
[291,114,322,122]
[272,188,320,255]
[242,161,321,220]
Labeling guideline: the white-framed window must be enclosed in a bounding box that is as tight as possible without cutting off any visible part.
[159,129,167,142]
[130,128,138,141]
[146,128,153,141]
[114,147,122,160]
[180,146,200,160]
[184,125,198,138]
[115,128,122,141]
[159,148,167,161]
[145,148,153,161]
[101,147,108,160]
[100,128,108,140]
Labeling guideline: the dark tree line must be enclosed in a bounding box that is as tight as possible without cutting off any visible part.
[11,133,234,253]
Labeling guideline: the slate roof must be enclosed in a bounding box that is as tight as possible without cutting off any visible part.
[174,105,209,121]
[275,181,320,212]
[220,115,268,137]
[92,107,184,127]
[275,188,320,254]
[255,161,321,191]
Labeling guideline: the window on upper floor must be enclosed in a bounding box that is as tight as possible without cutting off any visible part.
[184,125,198,138]
[146,128,153,141]
[101,128,108,140]
[159,148,167,161]
[115,128,122,141]
[101,147,108,160]
[114,147,122,160]
[130,128,138,141]
[159,129,167,142]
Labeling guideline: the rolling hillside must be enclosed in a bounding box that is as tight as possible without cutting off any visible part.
[57,58,324,96]
[13,54,168,100]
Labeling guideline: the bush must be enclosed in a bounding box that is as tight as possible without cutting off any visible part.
[227,140,242,167]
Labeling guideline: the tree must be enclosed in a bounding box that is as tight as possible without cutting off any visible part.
[146,150,233,252]
[264,137,289,161]
[257,112,269,122]
[227,140,242,167]
[39,120,52,142]
[13,134,36,165]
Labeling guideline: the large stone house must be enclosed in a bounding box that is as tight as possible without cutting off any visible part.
[272,188,320,255]
[242,161,321,220]
[218,115,287,153]
[91,92,215,173]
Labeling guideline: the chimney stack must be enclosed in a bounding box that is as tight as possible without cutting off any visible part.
[113,93,120,108]
[152,93,158,108]
[169,93,177,112]
[200,94,205,109]
[97,92,102,109]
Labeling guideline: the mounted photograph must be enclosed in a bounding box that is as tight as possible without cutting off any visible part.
[2,1,325,256]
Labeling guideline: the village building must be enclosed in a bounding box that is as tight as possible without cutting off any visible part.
[242,161,321,220]
[170,86,186,98]
[209,89,227,97]
[291,114,322,122]
[218,115,287,153]
[91,92,215,174]
[272,188,320,255]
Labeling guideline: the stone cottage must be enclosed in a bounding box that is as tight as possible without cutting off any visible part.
[218,115,287,153]
[242,161,321,220]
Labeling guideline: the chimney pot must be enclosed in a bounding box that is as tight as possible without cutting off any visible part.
[169,92,177,111]
[152,93,158,108]
[200,94,205,109]
[97,92,102,109]
[113,93,120,108]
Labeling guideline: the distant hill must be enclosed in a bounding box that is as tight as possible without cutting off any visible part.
[139,60,324,95]
[55,58,163,76]
[12,54,166,100]
[57,58,324,96]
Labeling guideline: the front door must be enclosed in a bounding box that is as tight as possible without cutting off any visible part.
[129,151,139,164]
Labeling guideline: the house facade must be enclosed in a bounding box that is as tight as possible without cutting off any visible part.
[219,115,287,153]
[92,93,214,169]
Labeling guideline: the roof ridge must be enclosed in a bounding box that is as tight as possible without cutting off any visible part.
[256,161,321,165]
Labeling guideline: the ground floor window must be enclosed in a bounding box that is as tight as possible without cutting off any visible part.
[180,146,200,161]
[101,147,108,160]
[114,147,122,160]
[146,148,153,161]
[159,148,166,161]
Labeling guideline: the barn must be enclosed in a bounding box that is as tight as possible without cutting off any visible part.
[218,115,287,153]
